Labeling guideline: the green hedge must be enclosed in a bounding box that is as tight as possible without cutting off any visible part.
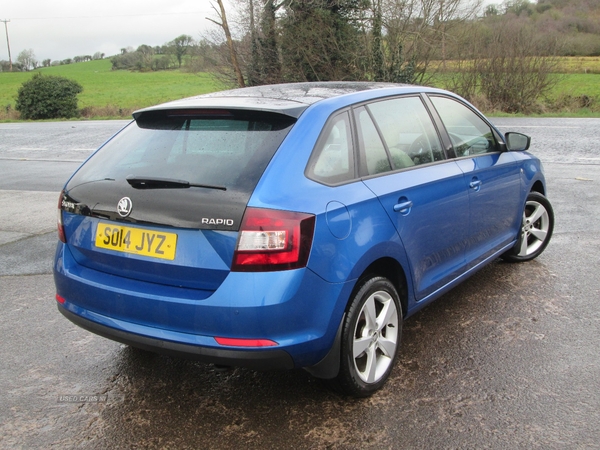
[15,73,83,119]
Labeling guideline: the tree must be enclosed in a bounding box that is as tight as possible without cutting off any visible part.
[208,0,482,86]
[372,0,386,81]
[377,0,482,83]
[17,49,37,71]
[111,51,143,70]
[207,1,246,87]
[279,0,364,81]
[503,0,534,16]
[0,60,19,72]
[446,19,560,113]
[15,74,83,120]
[255,0,284,84]
[478,22,559,112]
[136,44,155,69]
[169,34,194,68]
[485,4,499,16]
[183,39,217,73]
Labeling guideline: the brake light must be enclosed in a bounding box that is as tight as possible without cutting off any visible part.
[57,191,66,243]
[231,208,315,272]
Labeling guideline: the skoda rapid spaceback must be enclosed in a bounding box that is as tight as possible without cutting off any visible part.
[54,82,554,396]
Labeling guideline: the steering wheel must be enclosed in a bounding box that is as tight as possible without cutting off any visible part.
[408,135,433,165]
[448,133,469,157]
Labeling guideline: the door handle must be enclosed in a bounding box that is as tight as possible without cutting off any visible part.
[393,200,413,214]
[469,179,482,191]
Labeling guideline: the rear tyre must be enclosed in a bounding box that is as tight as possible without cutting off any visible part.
[330,276,402,397]
[502,192,554,262]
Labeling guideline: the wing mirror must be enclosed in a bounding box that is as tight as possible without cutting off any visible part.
[505,132,531,152]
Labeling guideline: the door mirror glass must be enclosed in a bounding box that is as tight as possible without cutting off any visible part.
[505,132,531,152]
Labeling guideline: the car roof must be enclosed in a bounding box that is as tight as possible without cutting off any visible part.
[133,82,416,119]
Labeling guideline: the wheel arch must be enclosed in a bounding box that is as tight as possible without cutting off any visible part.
[305,248,411,380]
[530,180,545,196]
[322,260,407,395]
[501,190,554,263]
[350,257,409,318]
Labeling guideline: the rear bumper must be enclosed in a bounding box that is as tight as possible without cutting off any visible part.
[58,303,295,370]
[54,242,353,369]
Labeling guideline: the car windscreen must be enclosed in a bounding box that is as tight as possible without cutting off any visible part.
[68,110,296,194]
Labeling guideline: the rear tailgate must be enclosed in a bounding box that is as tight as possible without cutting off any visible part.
[60,108,296,291]
[63,212,236,292]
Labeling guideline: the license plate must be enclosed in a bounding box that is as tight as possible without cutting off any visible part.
[95,223,177,260]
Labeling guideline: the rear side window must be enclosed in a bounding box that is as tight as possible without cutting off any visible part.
[70,110,295,193]
[429,96,498,157]
[306,111,355,185]
[364,96,444,170]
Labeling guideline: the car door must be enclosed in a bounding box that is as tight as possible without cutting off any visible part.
[357,96,471,301]
[428,95,522,266]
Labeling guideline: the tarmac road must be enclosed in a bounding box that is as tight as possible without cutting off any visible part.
[0,118,599,449]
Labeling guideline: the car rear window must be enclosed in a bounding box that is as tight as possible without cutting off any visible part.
[69,110,296,193]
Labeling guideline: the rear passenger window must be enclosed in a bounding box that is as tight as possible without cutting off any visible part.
[429,96,498,157]
[306,112,355,185]
[361,96,444,172]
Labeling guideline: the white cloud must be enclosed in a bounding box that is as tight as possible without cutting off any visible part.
[1,0,219,62]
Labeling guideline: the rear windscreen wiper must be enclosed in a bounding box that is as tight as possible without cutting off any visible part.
[126,176,227,191]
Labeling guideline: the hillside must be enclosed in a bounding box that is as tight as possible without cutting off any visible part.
[0,59,224,119]
[484,0,600,56]
[1,57,599,118]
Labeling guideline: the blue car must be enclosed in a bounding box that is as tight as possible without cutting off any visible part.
[54,82,554,396]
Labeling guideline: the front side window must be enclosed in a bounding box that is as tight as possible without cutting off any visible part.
[429,96,498,157]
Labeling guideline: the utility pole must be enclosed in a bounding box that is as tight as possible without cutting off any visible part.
[1,19,12,72]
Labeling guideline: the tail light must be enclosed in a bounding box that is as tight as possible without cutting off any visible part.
[231,207,315,272]
[57,190,67,243]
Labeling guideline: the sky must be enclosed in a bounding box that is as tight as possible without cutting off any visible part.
[0,1,221,63]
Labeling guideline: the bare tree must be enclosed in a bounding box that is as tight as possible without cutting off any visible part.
[479,21,560,112]
[447,18,560,113]
[206,0,483,85]
[381,0,482,83]
[207,0,246,87]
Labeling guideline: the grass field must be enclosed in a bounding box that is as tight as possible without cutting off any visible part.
[554,56,600,74]
[0,59,225,119]
[1,57,599,119]
[551,73,600,97]
[430,56,600,75]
